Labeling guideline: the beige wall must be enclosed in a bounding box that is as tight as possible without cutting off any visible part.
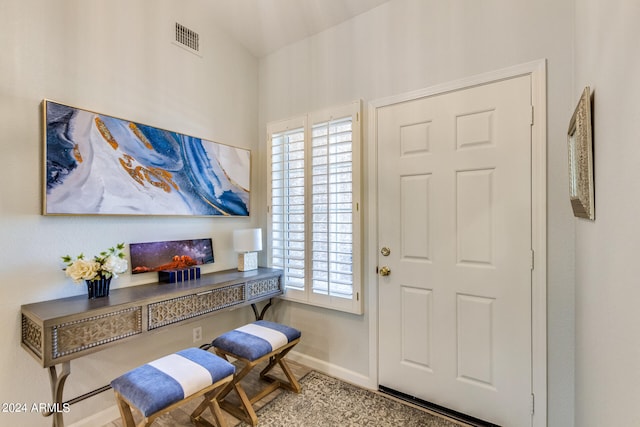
[0,1,259,425]
[258,1,576,426]
[573,1,640,426]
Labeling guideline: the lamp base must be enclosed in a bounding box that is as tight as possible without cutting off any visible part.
[237,252,258,271]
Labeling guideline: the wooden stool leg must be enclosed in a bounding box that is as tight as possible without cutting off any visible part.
[114,392,136,427]
[206,397,227,427]
[222,382,258,426]
[259,340,295,378]
[259,344,301,393]
[191,378,233,427]
[217,363,260,426]
[191,390,229,427]
[277,358,301,393]
[214,351,255,402]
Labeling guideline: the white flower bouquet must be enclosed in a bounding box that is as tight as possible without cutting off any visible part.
[62,243,128,283]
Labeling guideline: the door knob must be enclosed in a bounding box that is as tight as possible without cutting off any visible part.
[379,266,391,276]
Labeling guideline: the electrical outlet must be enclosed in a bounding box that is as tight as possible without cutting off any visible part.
[192,326,202,343]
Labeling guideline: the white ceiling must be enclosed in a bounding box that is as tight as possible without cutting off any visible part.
[202,0,390,57]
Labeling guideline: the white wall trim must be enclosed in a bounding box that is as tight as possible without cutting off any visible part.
[530,59,548,427]
[365,100,380,391]
[367,59,548,427]
[287,350,375,389]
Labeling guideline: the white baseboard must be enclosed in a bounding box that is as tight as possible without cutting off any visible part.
[67,405,120,427]
[287,350,377,390]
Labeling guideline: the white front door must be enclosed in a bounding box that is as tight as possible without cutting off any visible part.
[377,75,533,426]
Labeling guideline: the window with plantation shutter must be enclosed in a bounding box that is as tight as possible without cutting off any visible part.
[311,117,354,299]
[267,101,362,314]
[270,123,306,291]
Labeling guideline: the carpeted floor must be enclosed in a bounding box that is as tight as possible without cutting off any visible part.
[235,371,465,427]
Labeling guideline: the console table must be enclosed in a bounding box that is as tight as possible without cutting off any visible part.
[20,267,283,427]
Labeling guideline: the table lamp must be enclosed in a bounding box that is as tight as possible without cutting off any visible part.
[233,228,262,271]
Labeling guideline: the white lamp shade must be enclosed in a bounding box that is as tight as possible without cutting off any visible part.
[233,228,263,253]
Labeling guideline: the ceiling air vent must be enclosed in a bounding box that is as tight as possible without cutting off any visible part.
[174,22,201,56]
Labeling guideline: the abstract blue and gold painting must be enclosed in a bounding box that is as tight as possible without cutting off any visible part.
[43,100,250,216]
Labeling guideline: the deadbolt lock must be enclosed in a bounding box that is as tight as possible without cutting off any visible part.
[380,247,391,256]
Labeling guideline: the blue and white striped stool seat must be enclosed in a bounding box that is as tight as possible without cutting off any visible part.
[211,320,302,426]
[111,347,235,418]
[212,320,301,362]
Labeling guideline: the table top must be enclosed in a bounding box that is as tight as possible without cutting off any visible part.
[22,267,282,321]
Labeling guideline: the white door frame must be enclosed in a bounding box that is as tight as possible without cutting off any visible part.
[366,59,547,427]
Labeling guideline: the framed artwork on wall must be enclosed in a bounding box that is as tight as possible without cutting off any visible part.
[567,86,594,220]
[43,100,250,216]
[129,238,214,274]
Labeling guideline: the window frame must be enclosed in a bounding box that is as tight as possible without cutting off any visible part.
[266,100,363,315]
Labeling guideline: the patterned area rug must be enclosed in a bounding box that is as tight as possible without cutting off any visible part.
[235,371,463,427]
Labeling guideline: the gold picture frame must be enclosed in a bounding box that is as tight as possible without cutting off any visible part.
[567,86,594,220]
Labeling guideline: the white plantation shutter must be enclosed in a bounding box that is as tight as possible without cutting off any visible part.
[267,101,362,314]
[269,120,306,291]
[311,117,354,299]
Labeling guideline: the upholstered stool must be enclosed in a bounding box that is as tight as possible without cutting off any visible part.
[211,320,302,426]
[110,347,235,427]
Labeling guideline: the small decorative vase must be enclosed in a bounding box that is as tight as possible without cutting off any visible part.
[86,277,112,299]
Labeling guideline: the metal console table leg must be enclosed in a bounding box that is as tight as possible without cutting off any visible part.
[46,362,70,427]
[251,298,273,321]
